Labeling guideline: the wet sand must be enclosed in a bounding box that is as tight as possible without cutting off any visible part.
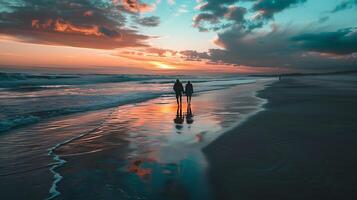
[53,82,268,200]
[204,75,357,200]
[0,80,270,200]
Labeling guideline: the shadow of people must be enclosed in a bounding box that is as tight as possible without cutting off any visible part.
[174,104,184,131]
[186,103,194,124]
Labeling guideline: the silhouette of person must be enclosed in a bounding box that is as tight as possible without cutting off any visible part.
[186,103,193,124]
[173,79,184,105]
[185,81,193,104]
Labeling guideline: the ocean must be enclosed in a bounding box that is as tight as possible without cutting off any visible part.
[0,72,273,199]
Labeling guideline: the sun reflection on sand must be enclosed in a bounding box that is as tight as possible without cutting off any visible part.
[38,81,268,200]
[107,96,225,183]
[128,159,153,179]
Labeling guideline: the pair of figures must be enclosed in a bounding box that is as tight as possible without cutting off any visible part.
[173,79,193,105]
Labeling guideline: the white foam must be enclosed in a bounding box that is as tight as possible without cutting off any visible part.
[45,111,113,199]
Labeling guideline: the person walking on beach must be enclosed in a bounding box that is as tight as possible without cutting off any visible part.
[173,79,184,105]
[185,81,193,104]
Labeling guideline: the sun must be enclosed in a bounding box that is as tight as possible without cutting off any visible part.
[149,61,176,69]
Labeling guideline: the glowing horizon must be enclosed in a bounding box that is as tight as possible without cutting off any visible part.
[0,0,356,74]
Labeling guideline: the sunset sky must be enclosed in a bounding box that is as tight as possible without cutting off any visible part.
[0,0,356,74]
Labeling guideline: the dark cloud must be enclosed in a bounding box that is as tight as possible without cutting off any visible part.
[0,0,158,49]
[180,50,210,61]
[291,27,357,55]
[193,0,307,32]
[189,0,357,71]
[193,0,253,31]
[332,0,357,12]
[135,16,160,27]
[251,0,307,20]
[225,6,247,22]
[209,25,297,67]
[182,25,357,70]
[193,13,220,31]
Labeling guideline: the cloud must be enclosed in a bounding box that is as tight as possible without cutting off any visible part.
[291,27,357,55]
[193,0,307,32]
[119,47,177,57]
[135,16,160,27]
[251,0,307,20]
[0,0,157,49]
[181,25,357,70]
[193,0,248,31]
[332,0,357,12]
[188,0,357,71]
[145,48,177,56]
[225,6,247,22]
[193,13,220,31]
[31,19,106,37]
[180,50,210,61]
[121,0,156,13]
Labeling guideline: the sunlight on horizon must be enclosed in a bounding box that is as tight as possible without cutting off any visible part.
[149,61,176,70]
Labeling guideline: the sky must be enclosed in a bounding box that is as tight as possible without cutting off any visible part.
[0,0,356,74]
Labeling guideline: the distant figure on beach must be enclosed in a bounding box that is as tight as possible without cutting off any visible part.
[185,81,193,104]
[173,79,184,105]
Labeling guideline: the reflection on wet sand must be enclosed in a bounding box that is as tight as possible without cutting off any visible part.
[173,104,194,124]
[128,159,153,179]
[186,103,194,125]
[174,103,184,132]
[52,83,266,200]
[174,103,194,132]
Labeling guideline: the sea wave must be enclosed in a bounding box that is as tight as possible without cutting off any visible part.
[0,92,161,133]
[0,72,168,89]
[0,72,258,133]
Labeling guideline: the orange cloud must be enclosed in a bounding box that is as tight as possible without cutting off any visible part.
[113,48,251,74]
[31,18,104,37]
[121,0,156,13]
[83,10,94,17]
[0,1,156,50]
[0,17,152,49]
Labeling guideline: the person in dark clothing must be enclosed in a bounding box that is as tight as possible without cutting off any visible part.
[185,81,193,104]
[173,79,184,105]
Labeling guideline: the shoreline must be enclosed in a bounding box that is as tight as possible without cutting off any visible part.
[203,75,357,200]
[0,78,261,134]
[52,80,270,200]
[0,78,270,200]
[197,78,275,146]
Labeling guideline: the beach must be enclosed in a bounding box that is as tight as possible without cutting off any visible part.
[1,73,357,199]
[204,74,357,200]
[1,1,356,199]
[0,73,270,199]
